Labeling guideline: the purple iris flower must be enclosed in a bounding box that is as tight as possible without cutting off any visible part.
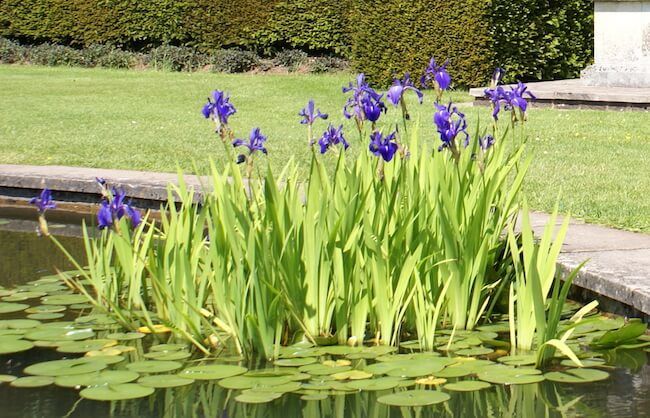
[369,131,399,162]
[232,128,268,155]
[360,94,386,123]
[484,86,507,120]
[29,189,56,214]
[421,58,451,91]
[299,100,328,125]
[507,82,536,113]
[434,103,469,151]
[342,74,386,123]
[202,90,237,126]
[97,187,142,229]
[318,124,349,154]
[479,134,495,150]
[387,73,423,106]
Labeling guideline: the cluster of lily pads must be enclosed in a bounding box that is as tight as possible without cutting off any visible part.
[0,270,648,408]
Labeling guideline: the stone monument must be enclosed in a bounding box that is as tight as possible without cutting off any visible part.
[581,0,650,87]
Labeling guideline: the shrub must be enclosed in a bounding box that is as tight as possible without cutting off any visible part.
[0,37,26,63]
[210,49,259,73]
[149,45,208,72]
[274,49,307,72]
[26,43,85,66]
[309,56,349,73]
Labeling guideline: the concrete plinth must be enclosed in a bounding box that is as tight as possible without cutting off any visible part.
[581,0,650,87]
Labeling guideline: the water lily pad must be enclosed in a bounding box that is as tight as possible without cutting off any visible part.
[385,360,454,378]
[544,368,610,383]
[560,358,608,368]
[10,376,54,388]
[25,327,94,341]
[178,364,247,380]
[435,365,473,378]
[143,350,191,361]
[3,291,47,301]
[0,374,17,383]
[0,302,29,314]
[150,343,187,352]
[478,367,544,385]
[254,381,302,393]
[345,377,406,391]
[24,358,108,376]
[126,360,182,374]
[415,376,447,386]
[137,324,172,334]
[56,339,118,353]
[80,383,154,401]
[444,381,491,391]
[456,347,494,356]
[0,337,34,354]
[69,304,93,310]
[301,393,329,401]
[378,389,450,407]
[219,375,292,390]
[299,363,352,376]
[497,355,537,366]
[27,313,65,320]
[235,390,282,404]
[41,295,88,305]
[274,357,317,367]
[106,332,145,341]
[346,346,398,360]
[138,374,195,388]
[332,370,373,380]
[82,355,125,365]
[55,370,140,387]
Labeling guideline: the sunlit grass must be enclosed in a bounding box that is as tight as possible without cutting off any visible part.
[0,65,648,232]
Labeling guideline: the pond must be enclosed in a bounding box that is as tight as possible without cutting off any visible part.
[0,217,649,418]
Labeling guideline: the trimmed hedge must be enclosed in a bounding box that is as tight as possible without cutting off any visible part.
[0,0,594,86]
[489,0,594,83]
[349,0,494,87]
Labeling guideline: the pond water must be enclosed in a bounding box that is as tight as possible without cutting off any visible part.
[1,218,649,418]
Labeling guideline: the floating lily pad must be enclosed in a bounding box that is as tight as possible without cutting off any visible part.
[274,357,317,367]
[478,367,544,385]
[0,374,17,383]
[150,343,187,352]
[82,355,125,365]
[10,376,54,388]
[435,365,473,378]
[24,358,108,376]
[106,332,145,341]
[126,360,182,374]
[179,364,247,380]
[345,377,406,391]
[332,370,373,380]
[80,383,154,401]
[378,389,450,407]
[219,375,292,390]
[143,350,191,361]
[544,368,610,383]
[301,393,329,401]
[55,370,140,387]
[0,337,34,354]
[25,327,94,341]
[560,358,608,368]
[138,374,195,388]
[3,291,47,301]
[27,313,65,320]
[235,390,282,404]
[456,347,494,356]
[56,339,118,354]
[41,295,88,305]
[385,360,454,378]
[137,324,172,334]
[497,355,537,366]
[0,302,29,314]
[444,381,491,391]
[69,304,93,310]
[299,363,352,376]
[415,376,447,386]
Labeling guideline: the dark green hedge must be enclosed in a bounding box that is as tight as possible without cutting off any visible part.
[0,0,593,86]
[489,0,594,83]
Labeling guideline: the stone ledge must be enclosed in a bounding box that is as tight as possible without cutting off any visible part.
[1,164,649,318]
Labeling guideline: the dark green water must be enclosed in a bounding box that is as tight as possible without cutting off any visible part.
[1,218,649,418]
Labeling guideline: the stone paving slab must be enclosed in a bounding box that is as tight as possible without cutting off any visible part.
[1,164,649,316]
[469,79,650,109]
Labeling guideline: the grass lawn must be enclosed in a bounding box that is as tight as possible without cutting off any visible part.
[1,65,649,233]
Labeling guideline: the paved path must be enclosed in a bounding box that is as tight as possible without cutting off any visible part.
[1,164,649,317]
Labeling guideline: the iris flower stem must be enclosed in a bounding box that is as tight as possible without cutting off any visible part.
[307,124,313,147]
[399,100,409,137]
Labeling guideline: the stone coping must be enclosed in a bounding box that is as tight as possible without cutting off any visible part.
[470,79,650,108]
[1,164,649,317]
